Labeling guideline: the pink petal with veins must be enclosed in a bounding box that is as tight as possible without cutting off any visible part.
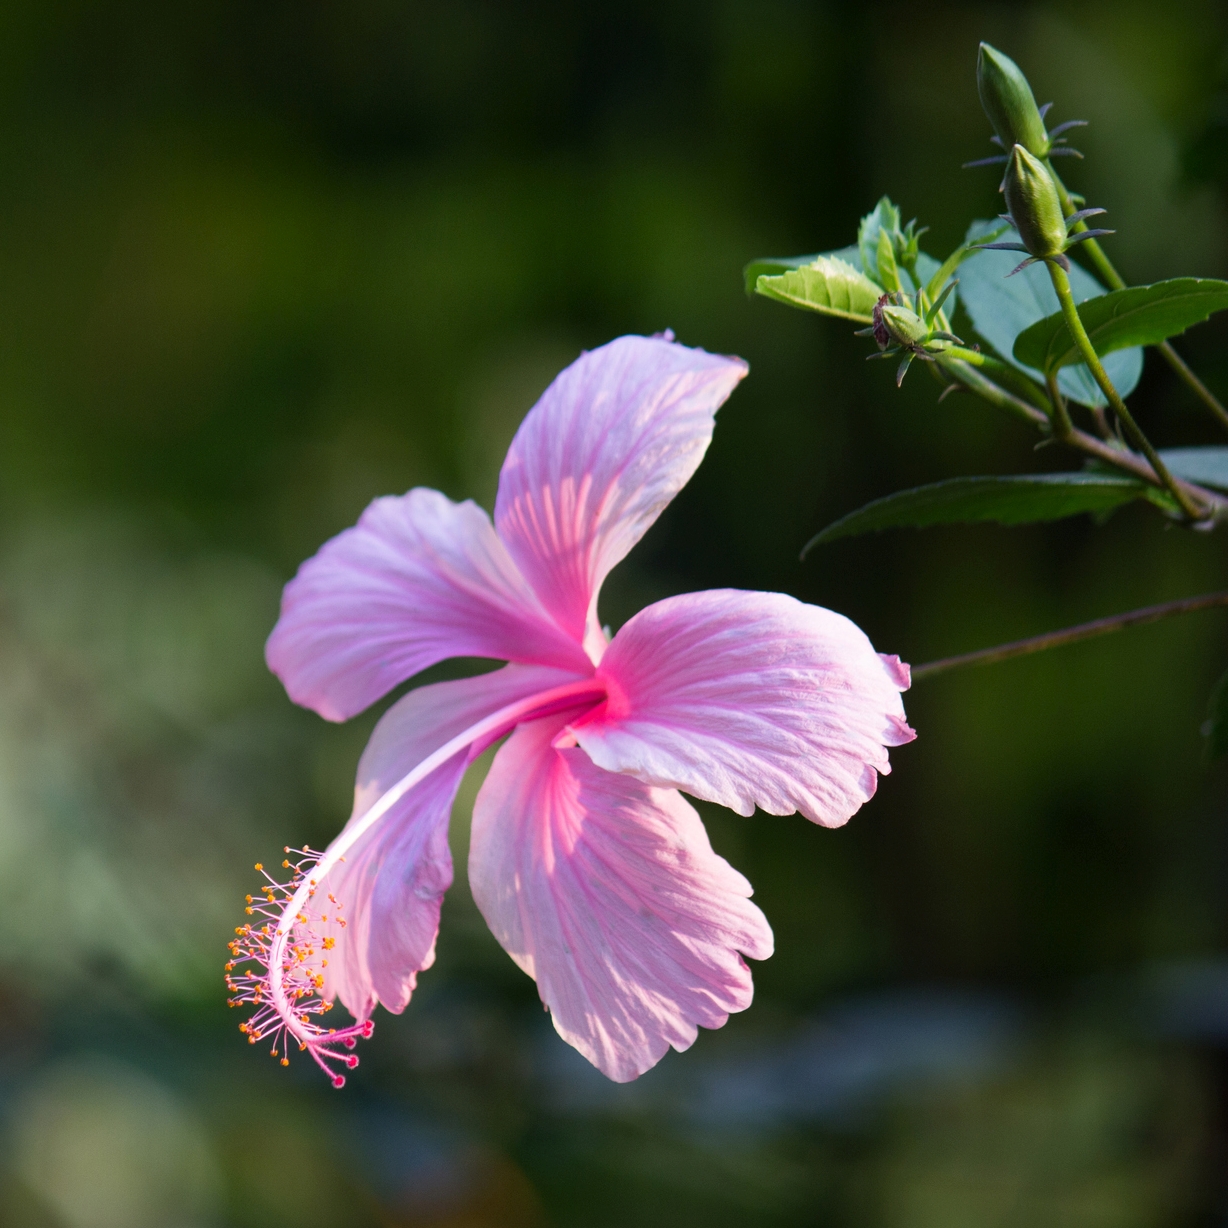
[315,664,587,1019]
[495,335,748,663]
[266,489,593,721]
[572,589,915,828]
[469,709,773,1082]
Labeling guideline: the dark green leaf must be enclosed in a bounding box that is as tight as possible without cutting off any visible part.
[1014,278,1228,372]
[957,220,1142,408]
[1159,447,1228,492]
[755,256,883,323]
[802,473,1149,553]
[1203,666,1228,761]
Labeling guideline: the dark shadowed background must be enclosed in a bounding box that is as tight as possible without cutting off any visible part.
[2,2,1228,1225]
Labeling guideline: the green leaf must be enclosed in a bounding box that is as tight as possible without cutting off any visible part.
[876,228,901,293]
[1013,278,1228,372]
[802,473,1149,553]
[1159,446,1228,492]
[956,220,1142,408]
[742,245,860,295]
[744,235,951,314]
[755,255,884,323]
[858,197,901,285]
[1204,667,1228,761]
[923,224,1009,303]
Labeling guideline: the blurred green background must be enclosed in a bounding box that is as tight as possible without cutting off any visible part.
[2,2,1228,1225]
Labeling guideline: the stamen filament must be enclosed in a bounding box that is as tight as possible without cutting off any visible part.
[230,675,606,1085]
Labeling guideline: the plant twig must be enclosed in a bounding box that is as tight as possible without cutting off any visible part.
[940,356,1222,511]
[1046,260,1207,521]
[1047,163,1228,434]
[941,346,1052,413]
[1157,340,1228,434]
[1044,369,1075,439]
[938,356,1050,427]
[912,590,1228,681]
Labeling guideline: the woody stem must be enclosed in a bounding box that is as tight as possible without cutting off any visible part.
[1046,260,1207,521]
[913,590,1228,680]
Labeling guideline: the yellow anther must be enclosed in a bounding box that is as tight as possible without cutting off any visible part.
[254,863,263,871]
[281,1058,290,1066]
[323,937,335,950]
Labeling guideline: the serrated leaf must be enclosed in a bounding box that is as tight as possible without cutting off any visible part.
[1159,447,1228,492]
[802,473,1149,553]
[755,256,884,323]
[742,245,862,295]
[956,220,1142,408]
[744,243,952,314]
[1013,278,1228,372]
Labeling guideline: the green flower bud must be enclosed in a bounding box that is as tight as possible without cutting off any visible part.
[1003,144,1066,259]
[880,304,928,349]
[977,42,1049,157]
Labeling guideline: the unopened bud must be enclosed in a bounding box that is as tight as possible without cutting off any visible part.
[880,303,928,349]
[1003,144,1066,259]
[977,43,1049,158]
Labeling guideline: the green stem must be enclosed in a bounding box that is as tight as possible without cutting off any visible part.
[1047,162,1228,433]
[1156,341,1228,434]
[1044,369,1076,440]
[936,356,1050,427]
[942,346,1052,413]
[1046,260,1207,521]
[940,354,1220,505]
[912,590,1228,681]
[1045,161,1126,289]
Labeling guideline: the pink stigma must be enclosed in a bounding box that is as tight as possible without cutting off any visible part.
[225,848,373,1087]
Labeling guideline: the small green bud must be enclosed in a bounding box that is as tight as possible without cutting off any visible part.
[880,304,928,349]
[1003,144,1066,258]
[977,43,1049,157]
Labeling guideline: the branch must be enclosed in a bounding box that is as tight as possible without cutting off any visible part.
[912,590,1228,681]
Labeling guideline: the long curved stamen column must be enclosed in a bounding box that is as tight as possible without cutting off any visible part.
[234,677,607,1085]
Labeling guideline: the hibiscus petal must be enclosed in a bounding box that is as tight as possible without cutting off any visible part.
[571,590,915,828]
[316,664,583,1019]
[494,335,748,663]
[469,710,773,1083]
[267,488,592,721]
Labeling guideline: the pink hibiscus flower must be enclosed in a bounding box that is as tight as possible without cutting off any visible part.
[226,333,914,1086]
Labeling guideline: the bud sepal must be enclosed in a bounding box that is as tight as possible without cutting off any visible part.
[971,145,1114,276]
[855,282,965,386]
[966,42,1088,169]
